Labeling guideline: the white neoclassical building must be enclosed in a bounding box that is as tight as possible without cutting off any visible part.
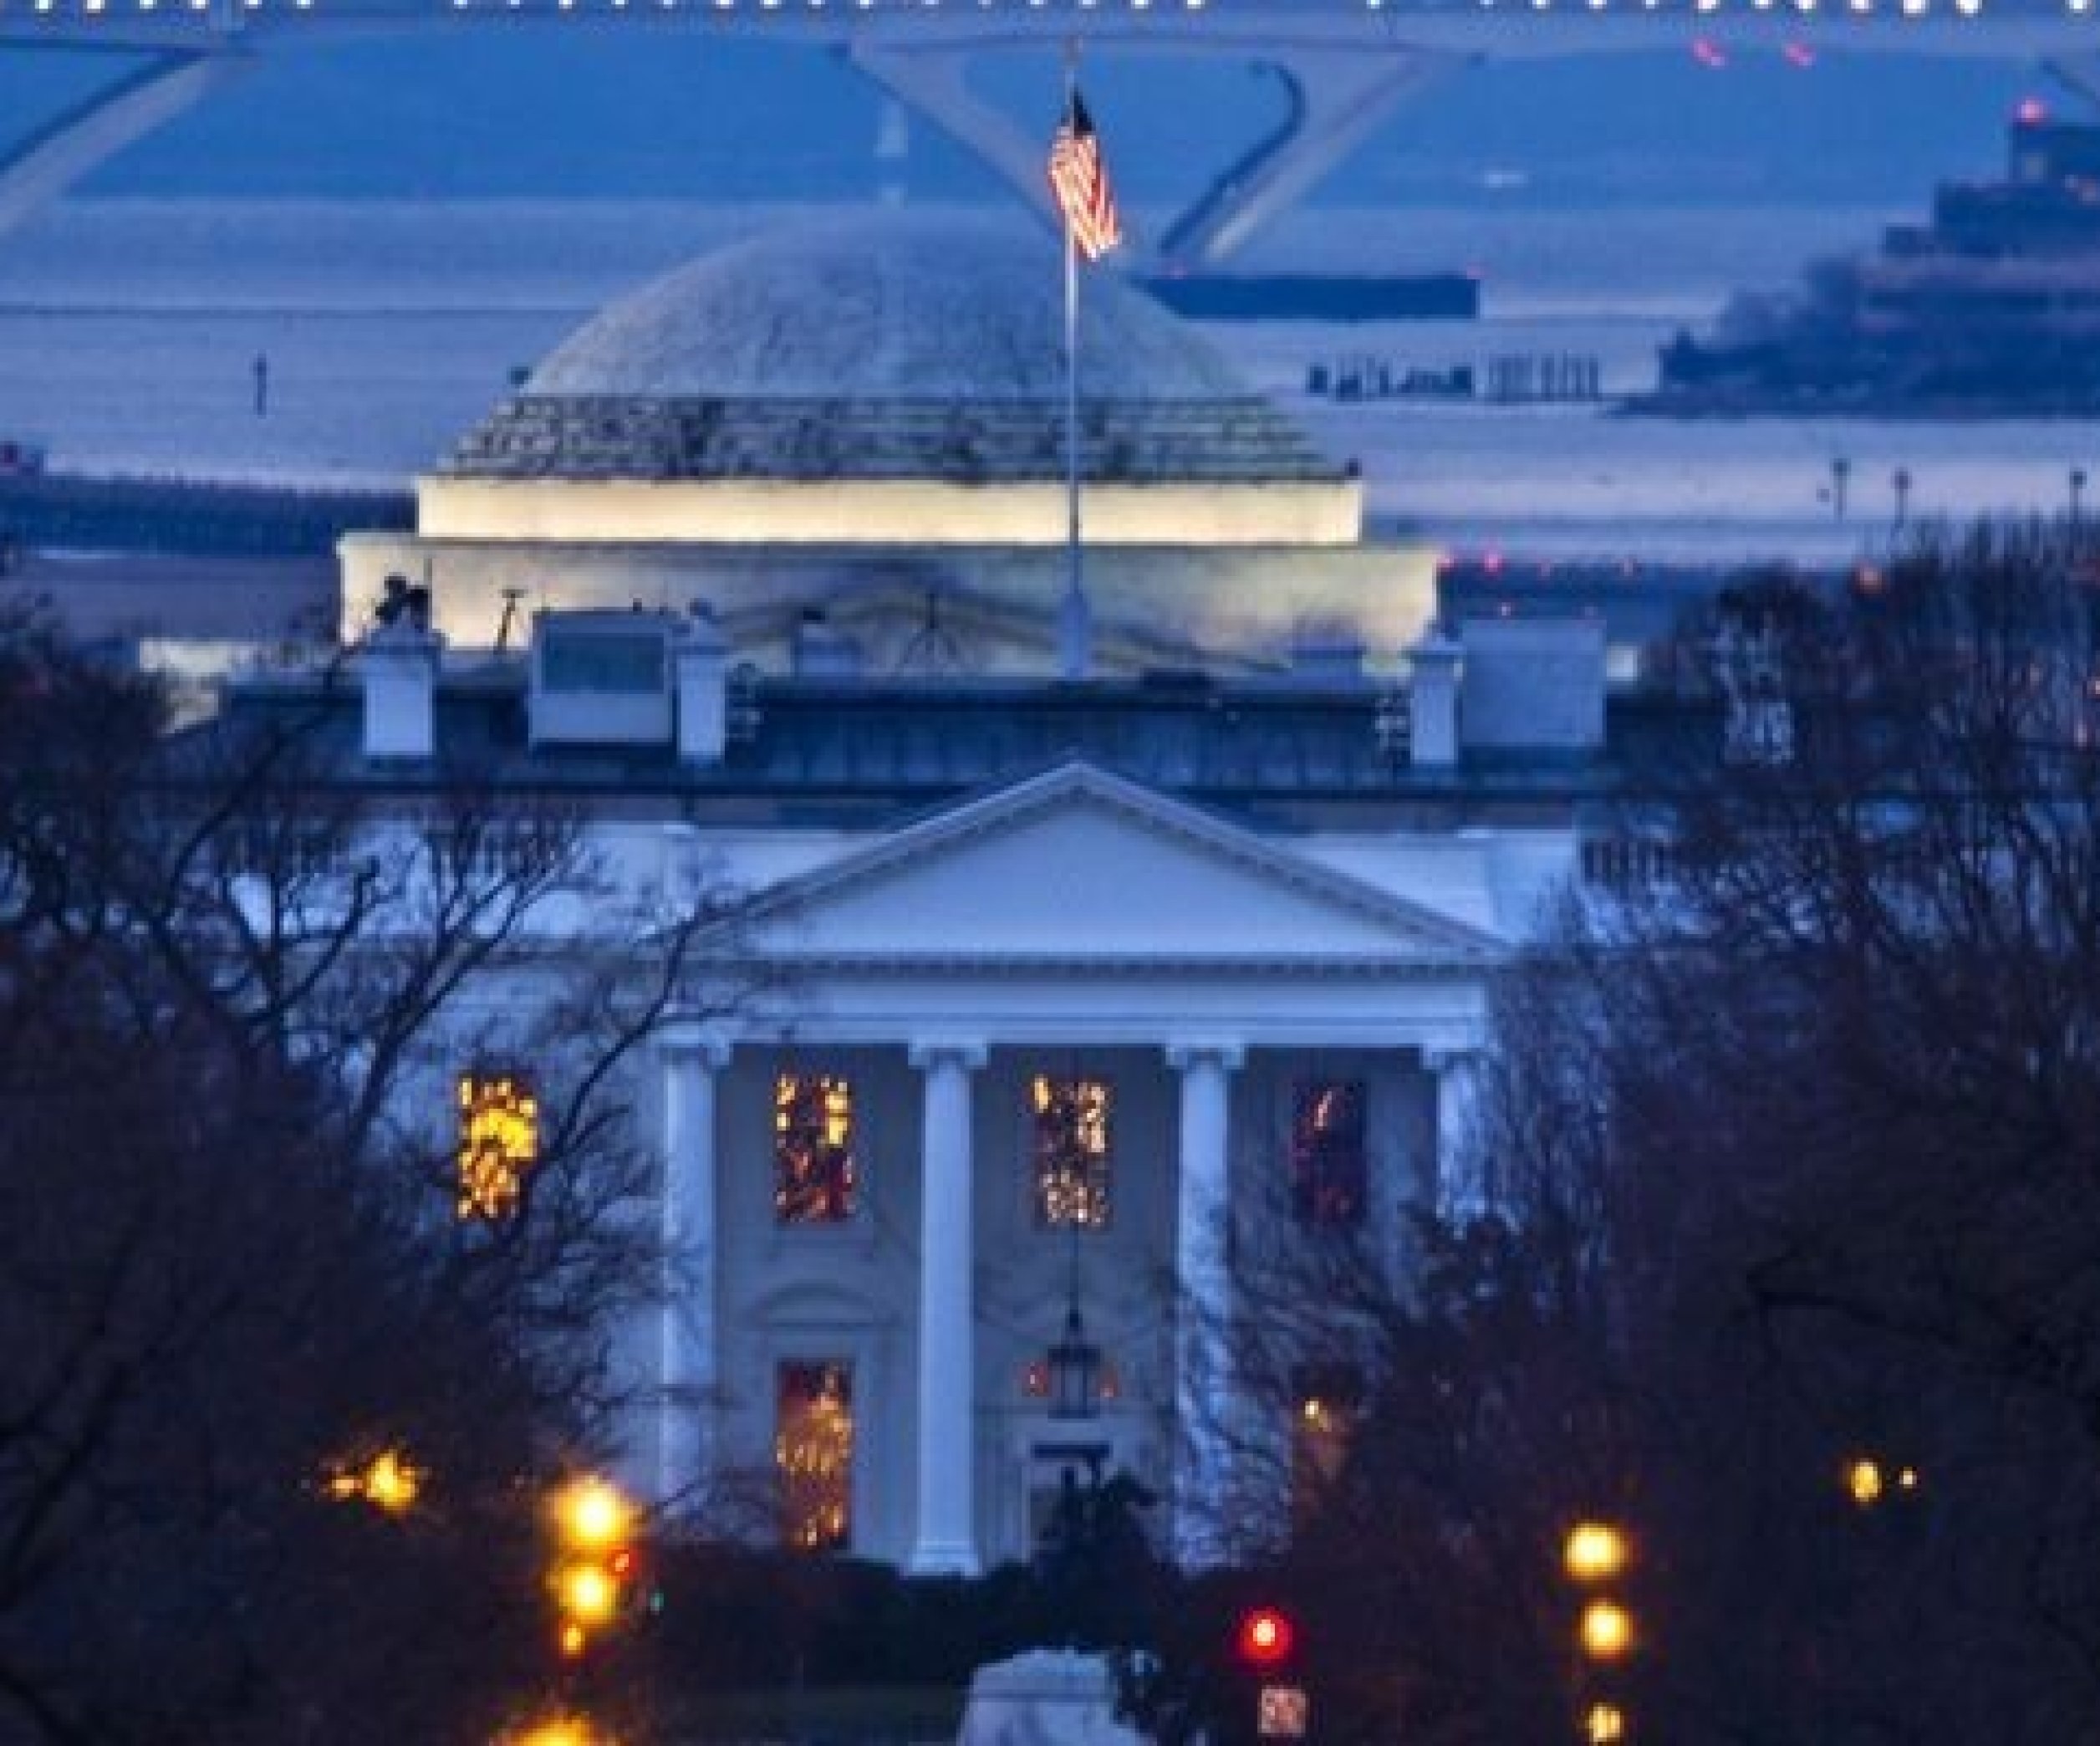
[241,215,1636,1572]
[283,606,1613,1574]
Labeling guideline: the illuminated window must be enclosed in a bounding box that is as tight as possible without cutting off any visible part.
[774,1074,857,1224]
[457,1070,538,1221]
[1031,1075,1112,1228]
[1291,1079,1366,1228]
[1291,1366,1362,1522]
[775,1361,854,1551]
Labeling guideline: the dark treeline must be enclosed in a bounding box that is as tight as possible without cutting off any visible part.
[1197,519,2100,1746]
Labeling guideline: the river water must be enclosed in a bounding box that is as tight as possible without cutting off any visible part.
[3,197,2095,564]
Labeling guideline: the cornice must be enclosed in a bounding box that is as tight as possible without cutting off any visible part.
[725,758,1506,960]
[744,949,1501,978]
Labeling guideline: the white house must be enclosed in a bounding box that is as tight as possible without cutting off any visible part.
[199,604,1614,1575]
[200,215,1647,1573]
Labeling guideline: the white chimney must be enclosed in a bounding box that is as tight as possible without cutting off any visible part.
[359,625,444,761]
[1458,619,1605,753]
[1408,631,1460,768]
[675,603,729,766]
[792,609,862,679]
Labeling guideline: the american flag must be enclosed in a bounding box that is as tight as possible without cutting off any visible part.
[1047,91,1123,263]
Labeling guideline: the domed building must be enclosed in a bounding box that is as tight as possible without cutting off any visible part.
[270,212,1626,1575]
[338,215,1435,671]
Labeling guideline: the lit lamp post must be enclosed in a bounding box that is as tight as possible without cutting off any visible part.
[1037,1237,1108,1624]
[1578,1598,1635,1662]
[1047,1301,1102,1422]
[553,1476,635,1553]
[1563,1519,1634,1742]
[324,1445,425,1515]
[1563,1521,1629,1585]
[1844,1454,1920,1509]
[1046,1228,1102,1423]
[548,1475,640,1666]
[509,1718,609,1746]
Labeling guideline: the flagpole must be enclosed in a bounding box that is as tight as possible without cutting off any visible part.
[1058,44,1090,682]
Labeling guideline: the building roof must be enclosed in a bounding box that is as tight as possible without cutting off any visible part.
[436,216,1343,488]
[180,662,1690,824]
[524,215,1246,403]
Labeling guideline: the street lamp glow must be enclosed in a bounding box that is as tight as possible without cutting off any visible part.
[1563,1520,1629,1583]
[557,1560,619,1625]
[553,1476,634,1552]
[511,1719,607,1746]
[1847,1457,1884,1506]
[362,1448,421,1513]
[1585,1703,1628,1744]
[324,1446,425,1514]
[1579,1598,1636,1661]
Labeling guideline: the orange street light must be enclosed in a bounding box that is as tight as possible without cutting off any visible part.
[1579,1598,1635,1662]
[510,1718,609,1746]
[1563,1520,1629,1585]
[361,1448,422,1514]
[1846,1458,1883,1507]
[553,1476,634,1553]
[555,1560,620,1627]
[324,1446,425,1514]
[1584,1699,1628,1742]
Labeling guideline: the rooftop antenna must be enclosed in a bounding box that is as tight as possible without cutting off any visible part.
[897,589,966,676]
[495,585,526,655]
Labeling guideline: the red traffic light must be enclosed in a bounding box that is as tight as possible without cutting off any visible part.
[1236,1606,1297,1670]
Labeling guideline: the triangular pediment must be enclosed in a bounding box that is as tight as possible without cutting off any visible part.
[734,762,1501,968]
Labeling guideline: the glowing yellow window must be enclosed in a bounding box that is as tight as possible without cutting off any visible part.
[1032,1075,1112,1229]
[776,1361,854,1552]
[774,1073,857,1223]
[1291,1079,1367,1228]
[457,1070,538,1221]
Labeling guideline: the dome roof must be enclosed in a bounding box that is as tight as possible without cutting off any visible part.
[525,213,1249,402]
[436,214,1349,496]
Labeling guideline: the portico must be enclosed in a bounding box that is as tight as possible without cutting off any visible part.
[646,761,1503,1569]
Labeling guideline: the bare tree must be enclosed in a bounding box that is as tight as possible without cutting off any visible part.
[1585,523,2100,1743]
[1200,523,2100,1746]
[0,617,746,1746]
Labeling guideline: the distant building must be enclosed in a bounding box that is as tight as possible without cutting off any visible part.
[1654,106,2100,411]
[337,214,1437,674]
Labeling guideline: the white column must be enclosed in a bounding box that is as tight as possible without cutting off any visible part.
[1168,1040,1243,1568]
[657,1021,730,1516]
[1425,1045,1488,1224]
[908,1039,986,1575]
